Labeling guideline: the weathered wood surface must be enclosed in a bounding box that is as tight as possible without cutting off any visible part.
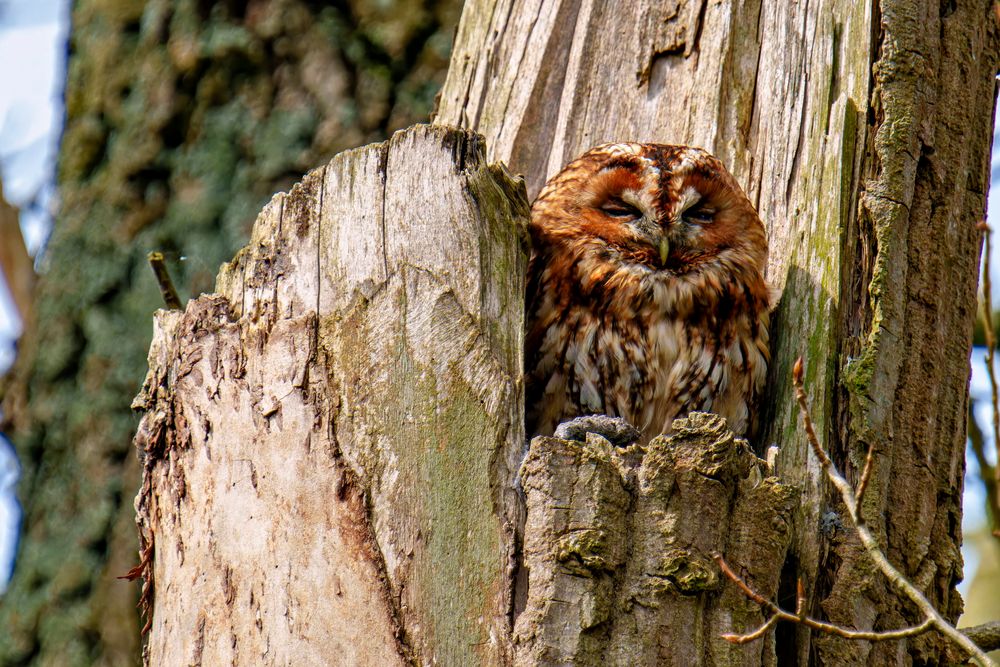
[132,125,530,665]
[130,0,999,663]
[516,413,795,667]
[435,1,999,663]
[435,7,867,655]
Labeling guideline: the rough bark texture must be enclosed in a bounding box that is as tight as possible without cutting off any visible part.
[132,125,529,665]
[434,1,999,663]
[45,0,996,664]
[825,4,998,664]
[516,413,796,667]
[0,1,461,664]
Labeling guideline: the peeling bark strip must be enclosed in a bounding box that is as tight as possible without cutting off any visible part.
[436,0,999,663]
[131,125,530,665]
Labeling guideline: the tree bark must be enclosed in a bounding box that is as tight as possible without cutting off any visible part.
[515,416,795,667]
[134,124,800,665]
[433,1,999,664]
[133,125,529,665]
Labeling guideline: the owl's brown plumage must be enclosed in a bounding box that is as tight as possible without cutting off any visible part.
[525,143,770,444]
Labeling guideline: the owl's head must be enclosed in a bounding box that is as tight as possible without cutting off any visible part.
[531,143,766,275]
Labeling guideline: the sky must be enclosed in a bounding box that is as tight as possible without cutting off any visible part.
[0,0,997,600]
[0,0,67,359]
[0,0,69,593]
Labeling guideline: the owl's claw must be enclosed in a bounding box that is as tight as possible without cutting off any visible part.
[553,415,640,447]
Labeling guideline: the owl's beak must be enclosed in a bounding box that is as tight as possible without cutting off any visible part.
[658,236,670,264]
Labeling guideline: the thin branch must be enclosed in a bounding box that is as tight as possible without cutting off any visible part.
[855,443,876,511]
[791,358,831,467]
[978,220,1000,540]
[715,552,772,607]
[968,402,999,531]
[721,614,779,644]
[722,361,1000,660]
[714,553,935,642]
[147,251,183,310]
[792,358,996,666]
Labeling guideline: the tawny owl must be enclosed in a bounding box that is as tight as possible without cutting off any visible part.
[525,143,770,444]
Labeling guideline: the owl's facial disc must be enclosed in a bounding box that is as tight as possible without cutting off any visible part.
[576,166,668,263]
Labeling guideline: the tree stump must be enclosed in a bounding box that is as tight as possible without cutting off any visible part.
[132,125,529,665]
[516,414,795,667]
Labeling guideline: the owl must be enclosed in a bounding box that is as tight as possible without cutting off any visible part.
[525,143,771,445]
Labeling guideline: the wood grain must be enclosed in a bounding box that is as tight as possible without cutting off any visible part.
[134,125,530,665]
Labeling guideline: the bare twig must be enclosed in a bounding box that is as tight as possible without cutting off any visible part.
[796,578,806,619]
[791,358,995,666]
[147,251,183,310]
[855,444,876,511]
[978,220,1000,540]
[721,614,779,645]
[719,360,997,663]
[968,403,999,532]
[714,553,935,642]
[791,358,830,467]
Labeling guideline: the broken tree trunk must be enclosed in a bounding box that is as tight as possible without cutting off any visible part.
[132,124,797,666]
[515,414,796,667]
[132,126,529,665]
[434,1,999,663]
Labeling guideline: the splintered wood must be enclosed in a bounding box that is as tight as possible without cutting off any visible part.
[132,126,529,665]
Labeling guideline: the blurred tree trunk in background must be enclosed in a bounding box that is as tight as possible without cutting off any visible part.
[0,0,460,664]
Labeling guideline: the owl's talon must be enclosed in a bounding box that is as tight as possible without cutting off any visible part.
[553,415,640,447]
